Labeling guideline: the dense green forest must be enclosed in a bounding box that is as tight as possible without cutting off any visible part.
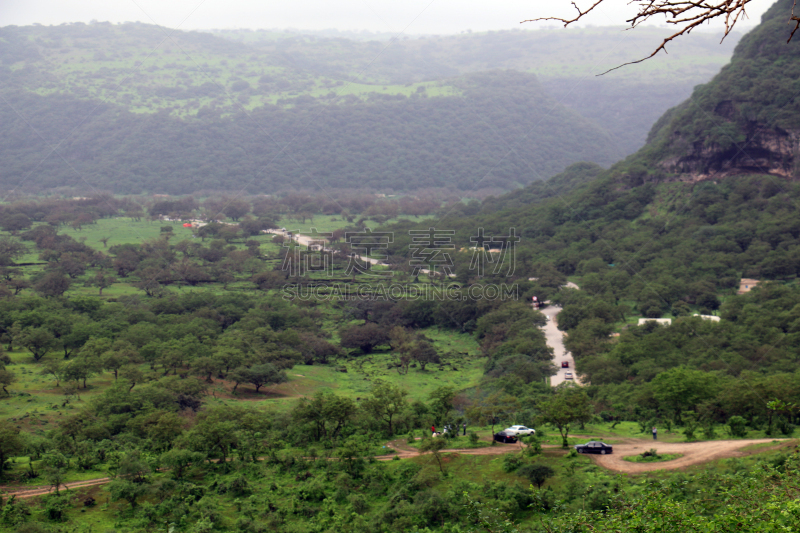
[213,25,740,154]
[0,72,620,194]
[0,22,737,194]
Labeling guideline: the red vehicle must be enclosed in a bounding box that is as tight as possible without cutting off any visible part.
[561,361,569,368]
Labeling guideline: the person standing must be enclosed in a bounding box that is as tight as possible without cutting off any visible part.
[431,425,436,436]
[463,422,467,436]
[652,427,657,440]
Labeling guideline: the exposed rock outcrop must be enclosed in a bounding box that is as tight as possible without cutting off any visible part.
[659,120,800,180]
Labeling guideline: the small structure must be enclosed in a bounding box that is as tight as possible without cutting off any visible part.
[738,278,760,294]
[693,314,721,322]
[637,318,672,326]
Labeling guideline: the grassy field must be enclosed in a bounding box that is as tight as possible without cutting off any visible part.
[275,213,430,234]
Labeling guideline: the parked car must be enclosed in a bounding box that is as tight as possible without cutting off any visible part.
[574,441,613,454]
[561,361,569,368]
[564,372,573,380]
[493,431,518,443]
[504,425,536,436]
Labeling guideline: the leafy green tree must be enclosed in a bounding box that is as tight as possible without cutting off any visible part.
[63,356,100,388]
[0,421,24,477]
[42,452,68,494]
[293,392,357,443]
[182,408,239,466]
[237,363,287,394]
[517,464,554,488]
[339,323,390,354]
[109,478,150,510]
[0,368,15,395]
[419,436,449,474]
[92,271,117,296]
[411,341,440,371]
[428,386,457,425]
[362,381,408,436]
[1,213,31,232]
[41,359,65,387]
[33,271,71,297]
[537,385,593,448]
[467,391,521,434]
[160,449,205,479]
[18,327,58,361]
[337,436,370,475]
[650,366,717,424]
[682,411,699,441]
[0,237,27,266]
[119,365,144,392]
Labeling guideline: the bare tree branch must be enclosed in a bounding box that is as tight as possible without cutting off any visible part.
[789,0,800,42]
[521,1,795,74]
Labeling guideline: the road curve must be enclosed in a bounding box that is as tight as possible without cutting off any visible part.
[590,438,784,473]
[2,438,784,499]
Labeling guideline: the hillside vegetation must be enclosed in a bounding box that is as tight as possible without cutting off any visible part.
[628,0,800,179]
[380,0,800,438]
[0,23,738,194]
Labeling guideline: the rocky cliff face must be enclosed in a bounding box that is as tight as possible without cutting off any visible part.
[634,0,800,183]
[659,118,800,180]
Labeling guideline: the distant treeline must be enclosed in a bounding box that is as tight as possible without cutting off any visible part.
[0,72,621,195]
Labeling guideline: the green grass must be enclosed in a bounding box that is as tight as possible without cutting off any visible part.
[275,213,430,234]
[57,218,191,249]
[207,339,485,407]
[623,452,683,463]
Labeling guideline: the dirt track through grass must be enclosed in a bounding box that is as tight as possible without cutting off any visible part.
[2,438,785,499]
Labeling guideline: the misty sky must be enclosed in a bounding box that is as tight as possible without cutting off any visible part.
[1,0,772,35]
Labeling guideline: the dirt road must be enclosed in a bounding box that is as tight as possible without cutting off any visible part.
[2,438,784,499]
[1,477,110,500]
[540,304,579,387]
[590,438,785,473]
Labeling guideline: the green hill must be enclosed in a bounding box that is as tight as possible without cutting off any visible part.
[0,22,738,195]
[627,0,800,180]
[390,0,800,299]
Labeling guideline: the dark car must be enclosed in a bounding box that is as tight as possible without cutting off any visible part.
[574,441,613,454]
[493,431,518,444]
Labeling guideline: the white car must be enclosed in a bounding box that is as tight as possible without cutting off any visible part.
[504,425,536,436]
[565,372,574,380]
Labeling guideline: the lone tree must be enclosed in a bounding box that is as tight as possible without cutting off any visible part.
[339,323,390,354]
[517,464,555,489]
[362,381,407,436]
[537,385,593,448]
[526,1,799,72]
[419,437,449,474]
[239,364,288,394]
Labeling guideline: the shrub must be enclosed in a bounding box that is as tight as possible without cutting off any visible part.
[727,416,747,437]
[517,464,555,489]
[502,454,523,473]
[524,435,542,456]
[566,449,578,459]
[468,432,480,445]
